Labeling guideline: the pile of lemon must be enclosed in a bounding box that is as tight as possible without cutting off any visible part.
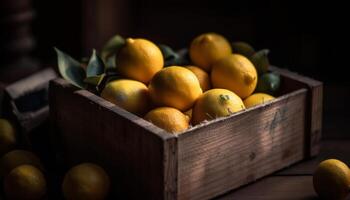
[100,33,278,133]
[0,118,110,200]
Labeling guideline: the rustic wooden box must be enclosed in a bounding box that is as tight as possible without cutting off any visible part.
[49,66,322,200]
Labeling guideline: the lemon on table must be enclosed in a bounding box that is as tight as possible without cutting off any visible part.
[0,150,44,177]
[211,54,258,99]
[186,66,211,92]
[192,89,245,125]
[313,159,350,200]
[4,164,46,200]
[101,79,151,116]
[243,93,275,108]
[62,163,110,200]
[116,38,164,83]
[148,66,202,111]
[144,107,190,134]
[189,33,232,71]
[0,118,17,156]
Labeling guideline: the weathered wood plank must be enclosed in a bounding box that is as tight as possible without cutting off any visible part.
[271,66,323,158]
[177,89,307,200]
[49,79,177,200]
[217,176,318,200]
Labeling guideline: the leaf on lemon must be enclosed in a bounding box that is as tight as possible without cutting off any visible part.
[101,34,125,62]
[84,74,106,86]
[105,54,116,69]
[86,49,105,77]
[54,47,86,88]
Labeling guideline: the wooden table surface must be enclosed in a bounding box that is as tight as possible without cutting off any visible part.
[216,139,350,200]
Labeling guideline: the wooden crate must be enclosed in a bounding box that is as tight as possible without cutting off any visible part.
[49,66,322,200]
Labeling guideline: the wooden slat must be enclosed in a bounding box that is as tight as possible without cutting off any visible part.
[271,66,323,158]
[49,79,177,199]
[217,176,318,200]
[177,89,307,200]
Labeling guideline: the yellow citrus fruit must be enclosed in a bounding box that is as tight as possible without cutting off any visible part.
[144,107,189,133]
[148,66,202,111]
[192,89,245,125]
[0,118,17,156]
[116,38,163,83]
[189,33,232,71]
[4,164,46,200]
[0,150,44,177]
[63,163,110,200]
[313,159,350,200]
[184,109,193,121]
[243,93,275,108]
[101,79,150,116]
[187,66,211,91]
[211,54,258,99]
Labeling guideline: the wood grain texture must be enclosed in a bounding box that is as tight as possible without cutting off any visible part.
[49,79,177,200]
[217,176,318,200]
[271,66,323,157]
[177,89,307,200]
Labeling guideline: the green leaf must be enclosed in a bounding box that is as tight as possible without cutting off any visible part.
[84,74,106,86]
[54,47,86,88]
[158,44,178,60]
[86,49,105,77]
[101,34,125,62]
[105,54,116,69]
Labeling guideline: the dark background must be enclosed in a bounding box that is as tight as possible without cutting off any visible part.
[1,0,350,137]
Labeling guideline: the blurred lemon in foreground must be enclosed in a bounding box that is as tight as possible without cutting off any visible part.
[149,66,202,111]
[192,89,245,125]
[144,107,189,134]
[243,93,275,108]
[4,164,46,200]
[313,159,350,200]
[187,66,211,92]
[211,54,257,99]
[0,118,16,156]
[0,150,43,177]
[116,38,164,83]
[63,163,110,200]
[189,33,232,71]
[101,79,150,116]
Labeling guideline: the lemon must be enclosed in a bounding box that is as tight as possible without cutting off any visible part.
[101,79,150,116]
[184,109,193,121]
[189,33,232,71]
[313,159,350,200]
[192,89,245,125]
[148,66,202,111]
[4,165,46,200]
[0,150,44,177]
[0,118,17,156]
[116,38,164,83]
[211,54,258,99]
[62,163,110,200]
[187,66,211,91]
[144,107,189,134]
[243,93,275,108]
